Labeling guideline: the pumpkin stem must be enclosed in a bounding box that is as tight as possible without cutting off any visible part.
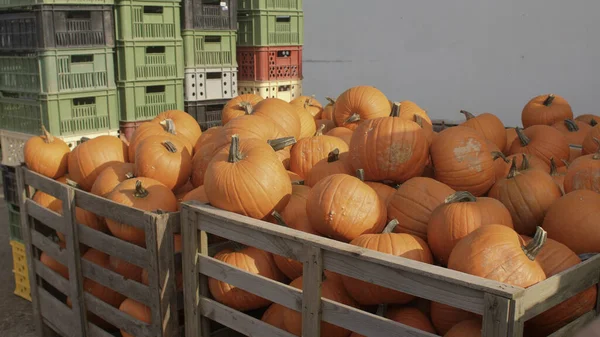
[507,158,519,178]
[162,141,178,153]
[492,151,510,163]
[268,137,297,151]
[327,148,340,162]
[413,115,424,128]
[390,102,401,117]
[593,138,600,160]
[159,119,177,134]
[291,180,305,185]
[125,172,135,179]
[543,94,556,107]
[355,169,365,182]
[460,110,475,120]
[522,226,548,260]
[325,97,336,105]
[228,135,243,163]
[382,219,399,234]
[41,125,54,143]
[561,159,570,168]
[591,119,598,127]
[271,211,287,226]
[520,154,531,171]
[80,137,91,143]
[549,158,559,175]
[239,101,253,115]
[515,127,530,146]
[119,132,130,146]
[564,119,579,132]
[344,113,361,125]
[375,304,388,317]
[315,124,326,136]
[444,191,477,203]
[134,180,149,198]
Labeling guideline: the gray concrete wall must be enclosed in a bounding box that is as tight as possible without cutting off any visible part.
[302,0,600,126]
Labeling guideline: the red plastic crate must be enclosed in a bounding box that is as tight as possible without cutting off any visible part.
[237,45,302,81]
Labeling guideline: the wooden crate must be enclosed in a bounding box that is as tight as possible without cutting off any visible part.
[181,202,600,337]
[16,166,181,337]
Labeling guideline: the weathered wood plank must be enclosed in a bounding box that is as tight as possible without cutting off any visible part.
[155,213,179,337]
[198,297,296,337]
[198,229,211,337]
[567,311,600,337]
[88,322,116,337]
[301,245,323,337]
[482,294,511,337]
[35,260,69,295]
[144,212,167,337]
[25,199,64,233]
[38,287,76,337]
[24,169,66,198]
[182,208,201,337]
[78,224,148,269]
[74,188,149,228]
[31,230,67,265]
[84,292,153,337]
[167,212,181,233]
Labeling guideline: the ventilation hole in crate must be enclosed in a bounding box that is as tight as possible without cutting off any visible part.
[232,73,235,78]
[224,91,228,94]
[144,6,164,14]
[191,74,196,79]
[224,82,227,85]
[200,92,204,96]
[199,74,204,78]
[192,84,196,87]
[199,83,203,87]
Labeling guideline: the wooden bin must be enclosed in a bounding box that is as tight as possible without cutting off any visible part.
[16,166,181,337]
[181,202,600,337]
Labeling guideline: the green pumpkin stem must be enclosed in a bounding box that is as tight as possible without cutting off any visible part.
[325,97,336,105]
[507,158,519,179]
[162,141,178,153]
[134,180,149,198]
[382,219,399,234]
[564,119,580,132]
[460,110,475,120]
[543,94,556,107]
[356,169,365,182]
[268,137,297,151]
[271,211,287,226]
[390,102,401,117]
[522,226,548,260]
[291,180,305,185]
[515,127,530,146]
[375,304,388,317]
[239,101,254,115]
[492,151,510,163]
[327,148,340,162]
[159,119,177,134]
[520,154,531,171]
[444,191,477,203]
[228,135,243,163]
[315,124,327,136]
[344,113,361,125]
[41,125,54,143]
[591,119,598,127]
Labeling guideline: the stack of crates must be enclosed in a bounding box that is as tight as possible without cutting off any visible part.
[182,0,238,131]
[0,1,120,166]
[236,0,303,102]
[115,0,185,140]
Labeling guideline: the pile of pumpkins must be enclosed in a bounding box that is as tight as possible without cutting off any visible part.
[23,85,600,337]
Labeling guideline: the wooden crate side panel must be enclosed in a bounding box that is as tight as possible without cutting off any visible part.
[74,187,148,229]
[553,310,598,337]
[77,224,149,268]
[25,199,65,233]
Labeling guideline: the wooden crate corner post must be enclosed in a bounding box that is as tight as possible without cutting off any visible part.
[301,245,324,336]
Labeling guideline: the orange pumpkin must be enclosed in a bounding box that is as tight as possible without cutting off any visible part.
[350,306,437,337]
[326,127,353,145]
[253,98,301,139]
[193,126,222,153]
[582,124,600,155]
[315,119,335,134]
[289,102,317,140]
[575,114,600,125]
[459,110,507,151]
[91,163,135,198]
[504,128,518,154]
[333,86,391,130]
[550,158,567,192]
[564,143,600,194]
[261,303,287,331]
[506,152,550,172]
[128,120,193,161]
[290,95,323,119]
[395,100,431,125]
[289,126,349,179]
[321,97,336,120]
[430,302,477,335]
[152,110,202,147]
[305,149,354,187]
[522,94,573,128]
[174,180,195,201]
[119,299,151,337]
[445,319,483,337]
[181,186,209,204]
[287,170,303,184]
[552,119,592,145]
[40,241,69,280]
[492,151,511,181]
[365,181,396,206]
[24,126,70,179]
[221,94,264,125]
[108,255,142,283]
[508,126,570,167]
[82,249,126,310]
[190,136,227,188]
[134,136,192,191]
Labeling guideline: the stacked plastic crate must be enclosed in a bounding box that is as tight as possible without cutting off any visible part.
[236,0,303,102]
[115,0,185,140]
[182,0,238,131]
[0,1,119,167]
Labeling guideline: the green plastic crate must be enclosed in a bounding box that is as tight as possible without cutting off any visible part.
[237,10,303,46]
[8,204,21,242]
[182,30,237,68]
[238,0,302,11]
[0,48,115,94]
[116,40,184,82]
[115,0,182,41]
[0,0,114,8]
[118,79,183,121]
[0,89,119,136]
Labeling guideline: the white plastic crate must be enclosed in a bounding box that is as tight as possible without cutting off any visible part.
[0,129,119,166]
[184,67,238,101]
[237,79,302,102]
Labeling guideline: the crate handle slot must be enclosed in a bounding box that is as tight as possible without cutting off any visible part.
[0,91,20,98]
[144,6,164,14]
[146,85,166,94]
[206,72,223,79]
[146,46,166,54]
[276,16,292,22]
[277,50,292,58]
[67,11,91,19]
[205,36,222,43]
[73,97,96,105]
[71,55,94,63]
[202,0,223,4]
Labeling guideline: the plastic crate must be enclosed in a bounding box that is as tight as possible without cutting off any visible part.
[182,30,237,68]
[184,67,237,101]
[237,10,303,46]
[0,0,114,8]
[119,119,150,141]
[116,40,184,82]
[184,99,228,131]
[1,164,18,206]
[10,240,31,301]
[0,89,119,136]
[115,0,181,42]
[238,0,301,11]
[182,0,237,30]
[118,79,184,121]
[0,47,115,94]
[237,45,301,81]
[0,5,114,51]
[8,203,22,242]
[238,79,301,102]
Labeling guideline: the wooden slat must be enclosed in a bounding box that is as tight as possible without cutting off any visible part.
[167,212,181,233]
[145,212,165,337]
[35,260,69,295]
[31,230,68,265]
[38,288,76,337]
[24,169,66,198]
[301,245,323,336]
[154,213,180,337]
[482,294,512,337]
[565,311,600,337]
[198,229,211,337]
[198,297,296,337]
[78,224,148,269]
[25,199,64,233]
[84,292,153,337]
[74,188,150,229]
[182,208,201,337]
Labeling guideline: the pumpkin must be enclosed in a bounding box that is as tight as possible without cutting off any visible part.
[506,152,550,172]
[430,126,495,196]
[413,115,435,146]
[287,171,303,184]
[106,178,178,247]
[575,114,600,125]
[564,141,600,194]
[108,255,142,283]
[448,225,547,287]
[488,158,562,236]
[181,186,209,204]
[582,124,600,155]
[208,246,285,311]
[394,100,432,125]
[261,303,287,331]
[430,302,477,335]
[307,173,386,242]
[290,95,323,119]
[174,180,194,201]
[522,94,573,128]
[221,94,264,125]
[24,126,70,179]
[570,145,583,162]
[445,320,483,337]
[282,272,358,337]
[333,86,392,130]
[350,306,437,337]
[40,241,69,280]
[326,127,353,145]
[91,163,135,198]
[427,191,513,266]
[365,181,396,206]
[349,103,429,182]
[204,135,292,220]
[523,236,597,337]
[289,125,349,179]
[341,220,434,305]
[252,98,301,139]
[459,110,507,151]
[492,151,511,181]
[291,102,317,140]
[152,110,202,147]
[552,119,592,145]
[190,137,227,188]
[305,149,354,187]
[68,135,129,191]
[504,128,518,154]
[216,114,287,147]
[321,97,336,120]
[550,158,567,192]
[119,299,151,337]
[508,126,570,167]
[542,190,600,254]
[128,120,193,161]
[82,249,126,309]
[387,177,455,241]
[193,126,222,153]
[55,206,104,243]
[134,136,192,191]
